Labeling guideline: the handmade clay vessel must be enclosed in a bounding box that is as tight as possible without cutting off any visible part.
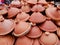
[0,35,15,45]
[0,16,15,35]
[57,28,60,37]
[27,26,42,38]
[15,36,33,45]
[39,32,59,45]
[46,7,60,21]
[13,21,31,37]
[31,4,45,12]
[29,12,46,23]
[8,7,20,18]
[16,12,30,22]
[39,20,57,32]
[33,39,40,45]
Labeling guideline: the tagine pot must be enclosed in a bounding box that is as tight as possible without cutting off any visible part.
[8,7,20,18]
[39,32,59,45]
[0,35,15,45]
[13,21,31,37]
[16,12,30,22]
[26,26,42,38]
[29,12,46,23]
[46,7,60,21]
[0,16,15,35]
[15,36,33,45]
[31,4,45,12]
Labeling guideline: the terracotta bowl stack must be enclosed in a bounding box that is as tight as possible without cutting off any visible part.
[0,0,60,45]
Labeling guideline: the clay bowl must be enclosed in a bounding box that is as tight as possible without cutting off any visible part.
[10,0,21,7]
[15,36,33,45]
[16,12,30,22]
[33,39,40,45]
[8,7,20,18]
[46,7,60,21]
[31,4,45,12]
[0,16,15,35]
[39,20,57,32]
[26,26,42,38]
[57,27,60,37]
[0,35,15,45]
[13,21,31,37]
[21,4,31,12]
[39,32,59,45]
[29,12,46,23]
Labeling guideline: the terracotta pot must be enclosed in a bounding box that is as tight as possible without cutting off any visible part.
[29,12,46,23]
[46,7,60,21]
[10,0,21,7]
[0,16,15,35]
[57,28,60,37]
[39,20,57,32]
[21,4,31,12]
[13,21,31,37]
[8,7,20,18]
[15,36,33,45]
[26,0,37,4]
[0,35,15,45]
[39,32,59,45]
[16,12,30,22]
[33,39,40,45]
[27,26,42,38]
[31,4,45,12]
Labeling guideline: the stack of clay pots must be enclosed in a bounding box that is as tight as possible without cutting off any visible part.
[0,0,60,45]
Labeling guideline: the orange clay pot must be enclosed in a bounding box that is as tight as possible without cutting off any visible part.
[13,21,31,37]
[0,16,15,35]
[31,4,45,12]
[16,12,30,22]
[39,20,57,32]
[29,12,46,23]
[46,7,60,21]
[39,32,59,45]
[33,39,40,45]
[0,35,15,45]
[26,26,42,38]
[8,7,20,18]
[57,28,60,37]
[15,36,33,45]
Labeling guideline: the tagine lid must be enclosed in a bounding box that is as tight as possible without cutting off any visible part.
[27,26,42,38]
[29,12,46,23]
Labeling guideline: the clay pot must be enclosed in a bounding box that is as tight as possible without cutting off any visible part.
[16,12,30,22]
[27,26,42,38]
[0,16,15,35]
[15,36,33,45]
[26,0,37,4]
[39,32,59,45]
[10,0,21,7]
[21,4,31,12]
[39,20,57,32]
[33,39,40,45]
[13,21,31,37]
[31,4,45,12]
[29,12,46,23]
[46,7,60,21]
[57,28,60,37]
[0,35,15,45]
[8,7,20,18]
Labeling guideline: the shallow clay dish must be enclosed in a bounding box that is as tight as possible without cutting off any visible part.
[29,12,46,23]
[27,26,42,38]
[46,7,60,21]
[31,4,45,12]
[39,32,59,45]
[39,20,57,32]
[16,12,30,22]
[13,21,31,37]
[0,16,15,35]
[15,36,33,45]
[8,7,20,18]
[0,35,15,45]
